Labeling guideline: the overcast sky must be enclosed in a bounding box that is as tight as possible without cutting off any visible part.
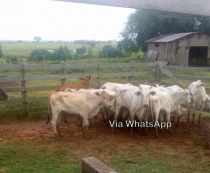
[0,0,135,41]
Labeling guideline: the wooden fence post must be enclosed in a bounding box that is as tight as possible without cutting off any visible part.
[128,61,135,82]
[154,63,160,82]
[60,62,66,85]
[95,63,100,88]
[20,63,28,115]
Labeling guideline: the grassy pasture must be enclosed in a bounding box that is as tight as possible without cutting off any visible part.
[0,42,144,64]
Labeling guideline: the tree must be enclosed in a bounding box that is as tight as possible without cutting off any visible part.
[53,46,72,62]
[28,49,52,63]
[75,46,86,55]
[99,45,124,58]
[120,10,210,52]
[33,36,42,42]
[0,44,3,58]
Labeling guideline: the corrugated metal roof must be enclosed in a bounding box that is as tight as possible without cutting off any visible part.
[145,32,196,43]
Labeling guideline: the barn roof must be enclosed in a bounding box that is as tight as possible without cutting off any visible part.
[145,32,196,43]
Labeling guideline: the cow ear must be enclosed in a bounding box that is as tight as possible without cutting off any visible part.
[201,83,205,87]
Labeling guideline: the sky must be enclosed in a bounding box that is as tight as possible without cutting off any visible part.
[0,0,135,41]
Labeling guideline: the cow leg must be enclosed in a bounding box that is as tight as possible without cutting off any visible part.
[166,113,173,135]
[129,108,136,137]
[187,105,191,123]
[198,104,204,126]
[82,115,90,139]
[175,115,181,127]
[171,115,175,125]
[62,112,68,124]
[112,109,120,132]
[51,110,62,136]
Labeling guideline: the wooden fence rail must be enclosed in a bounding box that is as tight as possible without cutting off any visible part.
[0,62,210,114]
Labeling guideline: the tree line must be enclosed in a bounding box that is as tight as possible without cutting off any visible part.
[0,44,126,64]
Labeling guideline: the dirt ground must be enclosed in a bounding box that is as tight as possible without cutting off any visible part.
[0,114,210,152]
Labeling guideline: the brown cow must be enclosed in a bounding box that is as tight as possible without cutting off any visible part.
[55,75,91,91]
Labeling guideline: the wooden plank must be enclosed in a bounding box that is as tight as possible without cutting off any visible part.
[24,75,61,80]
[166,65,210,72]
[0,76,22,82]
[174,75,210,82]
[24,64,61,70]
[27,97,49,102]
[82,157,117,173]
[2,86,59,92]
[0,98,22,104]
[98,62,154,68]
[159,65,186,88]
[65,63,97,69]
[100,72,150,78]
[0,106,48,114]
[0,64,21,70]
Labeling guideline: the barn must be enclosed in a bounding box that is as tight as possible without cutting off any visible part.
[144,32,210,66]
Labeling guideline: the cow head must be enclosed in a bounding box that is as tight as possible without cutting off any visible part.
[95,90,112,108]
[182,89,191,104]
[0,88,9,101]
[139,84,152,108]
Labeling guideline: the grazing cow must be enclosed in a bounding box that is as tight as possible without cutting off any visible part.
[55,75,91,91]
[187,80,206,125]
[48,90,112,138]
[0,88,9,101]
[114,84,151,135]
[149,87,191,138]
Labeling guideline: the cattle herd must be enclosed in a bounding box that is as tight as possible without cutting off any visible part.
[0,75,210,139]
[46,75,210,139]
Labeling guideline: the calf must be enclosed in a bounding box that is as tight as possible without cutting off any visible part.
[187,80,206,125]
[55,75,91,91]
[49,90,112,138]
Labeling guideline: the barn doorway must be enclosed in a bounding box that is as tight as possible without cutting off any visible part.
[188,46,209,66]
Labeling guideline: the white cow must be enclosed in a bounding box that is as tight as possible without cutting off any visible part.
[100,82,134,92]
[49,91,112,138]
[156,85,184,126]
[114,84,152,135]
[205,94,210,111]
[187,80,206,125]
[149,87,191,138]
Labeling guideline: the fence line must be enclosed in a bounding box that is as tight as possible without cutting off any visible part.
[0,62,210,114]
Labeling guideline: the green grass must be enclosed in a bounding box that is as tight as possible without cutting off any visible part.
[0,143,80,173]
[0,141,210,173]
